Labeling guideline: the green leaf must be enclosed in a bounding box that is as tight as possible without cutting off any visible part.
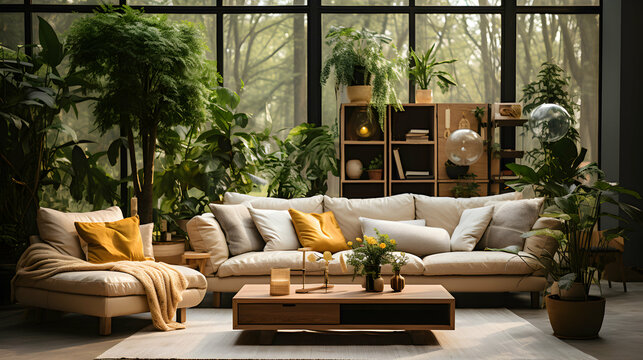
[38,16,64,67]
[71,145,89,181]
[107,139,122,166]
[506,163,539,183]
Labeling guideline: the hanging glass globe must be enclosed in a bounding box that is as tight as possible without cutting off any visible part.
[445,129,484,166]
[528,103,571,143]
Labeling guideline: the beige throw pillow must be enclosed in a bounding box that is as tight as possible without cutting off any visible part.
[476,198,545,250]
[450,205,494,251]
[249,208,301,251]
[139,223,155,260]
[186,213,229,275]
[37,206,124,259]
[223,192,324,213]
[359,217,448,257]
[323,194,415,243]
[209,203,264,256]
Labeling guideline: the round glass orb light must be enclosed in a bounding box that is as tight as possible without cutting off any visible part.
[445,129,484,166]
[528,103,571,143]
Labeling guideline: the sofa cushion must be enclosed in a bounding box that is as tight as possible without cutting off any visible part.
[13,264,206,297]
[186,213,229,275]
[217,251,325,277]
[523,217,563,258]
[37,206,124,259]
[359,217,449,257]
[450,205,494,251]
[423,251,541,276]
[209,203,264,256]
[75,216,148,264]
[289,209,349,253]
[414,193,521,236]
[224,192,324,213]
[249,208,301,251]
[476,198,544,251]
[328,250,424,275]
[323,194,415,243]
[140,223,155,260]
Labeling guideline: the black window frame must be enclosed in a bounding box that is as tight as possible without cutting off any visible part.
[1,0,602,204]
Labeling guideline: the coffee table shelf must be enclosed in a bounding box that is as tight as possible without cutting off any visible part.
[232,284,455,332]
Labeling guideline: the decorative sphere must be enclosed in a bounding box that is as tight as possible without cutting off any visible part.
[345,159,363,179]
[528,103,571,143]
[445,129,484,166]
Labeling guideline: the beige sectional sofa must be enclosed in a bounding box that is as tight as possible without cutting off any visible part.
[187,192,559,308]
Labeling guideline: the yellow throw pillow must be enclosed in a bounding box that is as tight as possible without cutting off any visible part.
[288,209,348,253]
[74,216,148,264]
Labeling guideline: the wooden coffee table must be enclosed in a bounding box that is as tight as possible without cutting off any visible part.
[232,284,455,344]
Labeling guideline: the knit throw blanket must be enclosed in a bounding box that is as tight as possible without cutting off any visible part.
[12,243,188,331]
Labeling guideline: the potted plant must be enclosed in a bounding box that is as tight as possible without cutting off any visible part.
[524,181,640,339]
[452,174,480,198]
[67,6,214,224]
[367,154,383,180]
[345,230,397,292]
[445,160,469,179]
[320,26,404,132]
[408,45,457,104]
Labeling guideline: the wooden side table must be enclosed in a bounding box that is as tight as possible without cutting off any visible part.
[182,251,211,275]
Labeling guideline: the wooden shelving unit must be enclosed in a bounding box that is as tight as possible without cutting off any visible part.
[489,103,527,194]
[388,104,437,196]
[339,102,495,199]
[340,104,387,198]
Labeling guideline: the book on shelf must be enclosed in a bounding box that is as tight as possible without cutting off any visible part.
[406,170,431,176]
[407,129,430,135]
[405,135,429,142]
[393,148,405,180]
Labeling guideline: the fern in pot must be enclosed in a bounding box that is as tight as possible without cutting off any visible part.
[321,26,404,132]
[408,44,457,104]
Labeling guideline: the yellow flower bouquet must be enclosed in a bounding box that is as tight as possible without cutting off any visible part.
[345,229,397,291]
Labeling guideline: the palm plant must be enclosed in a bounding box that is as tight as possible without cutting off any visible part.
[320,26,404,131]
[408,45,457,92]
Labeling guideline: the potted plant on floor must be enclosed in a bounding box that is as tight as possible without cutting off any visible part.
[367,154,383,180]
[408,45,457,104]
[320,26,404,132]
[524,181,640,339]
[345,230,397,292]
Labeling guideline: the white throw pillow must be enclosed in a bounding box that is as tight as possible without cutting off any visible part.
[249,208,301,251]
[450,205,494,251]
[359,217,449,257]
[223,192,324,213]
[359,217,425,237]
[476,198,545,250]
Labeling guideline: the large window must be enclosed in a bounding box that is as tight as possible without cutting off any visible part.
[0,0,602,197]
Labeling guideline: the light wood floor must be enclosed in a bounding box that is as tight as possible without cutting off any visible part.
[0,281,640,360]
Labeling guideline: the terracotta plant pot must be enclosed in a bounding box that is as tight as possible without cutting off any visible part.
[347,85,373,103]
[367,169,383,180]
[546,294,606,339]
[415,89,433,103]
[390,270,405,292]
[152,241,185,265]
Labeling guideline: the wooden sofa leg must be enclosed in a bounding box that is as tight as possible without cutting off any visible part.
[176,308,187,323]
[99,317,112,336]
[530,291,543,309]
[213,291,221,308]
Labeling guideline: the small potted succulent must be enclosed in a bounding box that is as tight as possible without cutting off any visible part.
[408,44,457,103]
[367,154,383,180]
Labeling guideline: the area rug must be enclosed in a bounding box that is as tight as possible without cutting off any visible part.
[97,308,595,360]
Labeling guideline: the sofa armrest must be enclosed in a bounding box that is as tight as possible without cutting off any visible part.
[186,213,229,276]
[523,217,562,259]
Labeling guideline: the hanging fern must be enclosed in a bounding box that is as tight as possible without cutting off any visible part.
[320,26,404,130]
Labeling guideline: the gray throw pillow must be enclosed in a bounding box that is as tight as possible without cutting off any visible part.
[209,203,264,256]
[476,198,544,251]
[359,217,449,257]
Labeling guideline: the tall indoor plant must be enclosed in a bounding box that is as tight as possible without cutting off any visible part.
[320,26,404,131]
[66,6,213,224]
[408,45,457,103]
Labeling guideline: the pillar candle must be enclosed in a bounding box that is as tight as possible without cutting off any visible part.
[445,108,451,129]
[131,196,138,217]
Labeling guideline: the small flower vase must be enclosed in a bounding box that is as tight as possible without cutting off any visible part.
[390,270,405,292]
[365,266,384,292]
